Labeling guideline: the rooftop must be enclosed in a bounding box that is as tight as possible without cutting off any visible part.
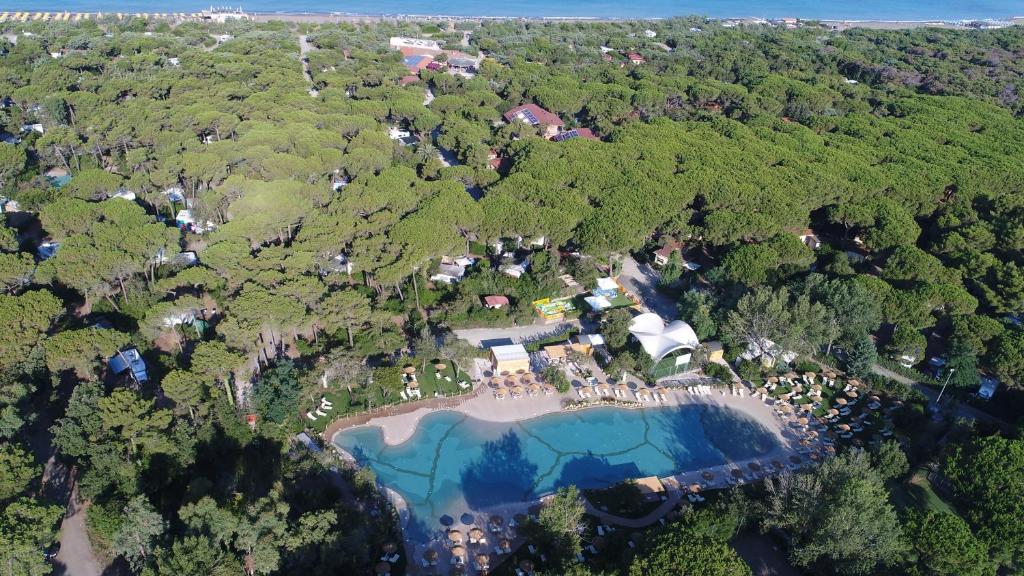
[490,344,529,362]
[503,103,563,127]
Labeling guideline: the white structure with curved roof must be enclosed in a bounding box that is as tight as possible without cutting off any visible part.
[628,313,700,363]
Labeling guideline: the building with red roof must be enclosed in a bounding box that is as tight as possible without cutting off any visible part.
[626,52,645,65]
[483,295,510,309]
[503,103,564,138]
[399,75,420,87]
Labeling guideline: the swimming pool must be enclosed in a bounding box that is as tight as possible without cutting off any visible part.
[334,404,780,542]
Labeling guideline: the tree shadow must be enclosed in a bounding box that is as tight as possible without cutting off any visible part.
[651,405,782,470]
[554,452,641,490]
[460,431,538,508]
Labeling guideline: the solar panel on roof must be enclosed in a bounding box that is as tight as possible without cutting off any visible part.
[518,108,538,125]
[553,130,579,142]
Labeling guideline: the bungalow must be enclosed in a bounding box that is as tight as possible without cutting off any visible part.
[167,57,181,66]
[37,241,59,260]
[551,128,599,142]
[399,74,420,87]
[109,347,149,383]
[652,239,682,267]
[643,29,657,37]
[794,228,821,250]
[175,209,214,234]
[501,263,527,279]
[483,295,509,309]
[431,262,467,285]
[162,187,185,203]
[448,56,478,73]
[110,189,136,201]
[503,103,564,139]
[0,132,20,145]
[20,123,44,135]
[978,375,999,400]
[626,52,645,65]
[323,253,353,275]
[489,344,530,374]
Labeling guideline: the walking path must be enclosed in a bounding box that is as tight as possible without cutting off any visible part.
[584,491,682,529]
[871,363,1011,431]
[54,481,102,576]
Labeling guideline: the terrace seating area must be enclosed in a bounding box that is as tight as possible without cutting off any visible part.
[489,370,556,400]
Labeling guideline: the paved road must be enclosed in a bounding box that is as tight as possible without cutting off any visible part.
[617,257,678,320]
[872,364,1010,431]
[454,320,581,348]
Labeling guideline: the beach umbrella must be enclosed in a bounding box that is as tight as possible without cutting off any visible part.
[512,385,525,396]
[809,452,820,461]
[870,395,881,402]
[489,377,502,388]
[852,438,864,447]
[807,430,819,438]
[780,393,792,402]
[748,462,761,471]
[617,383,630,393]
[772,460,785,469]
[828,408,839,416]
[375,561,392,574]
[403,366,416,374]
[784,372,798,379]
[767,376,779,384]
[450,545,467,558]
[731,468,744,478]
[756,387,768,395]
[800,403,813,412]
[528,383,541,395]
[804,371,816,380]
[792,384,804,393]
[655,385,668,394]
[811,384,822,391]
[475,553,490,568]
[489,515,504,528]
[469,528,484,541]
[780,404,794,413]
[434,362,447,370]
[424,549,438,562]
[520,559,535,573]
[690,483,702,493]
[848,378,862,388]
[500,538,512,550]
[407,380,419,389]
[797,417,809,426]
[440,514,454,526]
[581,385,594,395]
[836,398,848,406]
[382,542,397,554]
[702,470,714,480]
[461,513,475,525]
[846,390,858,398]
[789,454,802,463]
[838,424,851,431]
[495,386,509,397]
[448,530,464,544]
[825,371,837,378]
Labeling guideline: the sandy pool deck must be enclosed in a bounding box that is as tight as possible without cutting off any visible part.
[331,383,801,451]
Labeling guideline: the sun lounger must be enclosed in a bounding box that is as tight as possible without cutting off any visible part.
[628,541,636,549]
[597,525,605,536]
[458,380,470,389]
[400,390,408,401]
[587,545,597,554]
[575,553,584,563]
[528,545,537,554]
[494,546,504,555]
[421,559,430,568]
[315,408,328,417]
[306,412,317,421]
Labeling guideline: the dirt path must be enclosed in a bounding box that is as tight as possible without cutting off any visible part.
[53,482,103,576]
[583,491,682,529]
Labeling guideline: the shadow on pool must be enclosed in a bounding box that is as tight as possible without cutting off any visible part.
[555,452,642,490]
[460,431,539,508]
[653,405,782,469]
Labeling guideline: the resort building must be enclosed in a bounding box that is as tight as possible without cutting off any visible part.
[109,347,149,383]
[482,295,509,309]
[629,312,700,378]
[489,344,530,374]
[389,37,443,56]
[503,104,564,138]
[532,296,575,322]
[794,228,822,250]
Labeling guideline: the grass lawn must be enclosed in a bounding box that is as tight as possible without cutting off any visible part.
[607,292,636,309]
[890,468,957,516]
[302,359,471,433]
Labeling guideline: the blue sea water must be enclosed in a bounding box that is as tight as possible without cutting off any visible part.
[5,0,1023,20]
[334,404,780,542]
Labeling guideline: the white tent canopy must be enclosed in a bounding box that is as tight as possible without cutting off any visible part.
[629,313,700,363]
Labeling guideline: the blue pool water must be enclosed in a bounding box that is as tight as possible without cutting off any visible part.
[334,404,780,542]
[6,0,1022,20]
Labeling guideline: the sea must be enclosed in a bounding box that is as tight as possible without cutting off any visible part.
[5,0,1023,21]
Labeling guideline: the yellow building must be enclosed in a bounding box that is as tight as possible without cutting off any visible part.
[489,344,530,374]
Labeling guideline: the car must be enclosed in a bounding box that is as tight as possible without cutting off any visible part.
[43,541,60,561]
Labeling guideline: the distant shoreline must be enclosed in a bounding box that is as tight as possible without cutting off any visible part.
[0,9,1021,29]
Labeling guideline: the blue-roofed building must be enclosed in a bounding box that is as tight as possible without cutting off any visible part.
[402,54,433,72]
[109,347,149,383]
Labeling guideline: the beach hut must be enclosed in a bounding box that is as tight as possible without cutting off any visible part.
[489,344,530,374]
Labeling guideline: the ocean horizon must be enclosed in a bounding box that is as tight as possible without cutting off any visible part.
[1,0,1021,21]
